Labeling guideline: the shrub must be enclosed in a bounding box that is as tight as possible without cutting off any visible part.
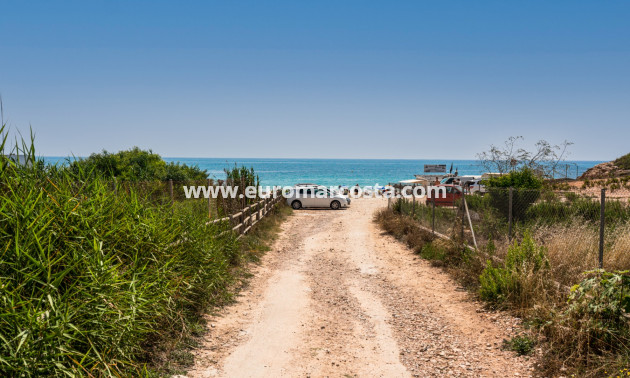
[614,153,630,170]
[374,208,435,253]
[485,168,544,220]
[486,168,544,190]
[565,191,579,202]
[479,261,515,304]
[479,232,550,307]
[503,335,536,356]
[462,192,490,212]
[487,187,541,221]
[68,147,208,181]
[543,270,630,372]
[525,200,570,224]
[0,126,263,376]
[505,231,549,273]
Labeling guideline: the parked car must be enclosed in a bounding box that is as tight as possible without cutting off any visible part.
[440,175,479,186]
[426,184,463,207]
[468,179,487,194]
[286,186,351,210]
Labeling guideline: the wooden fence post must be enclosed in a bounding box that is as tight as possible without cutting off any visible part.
[256,201,261,221]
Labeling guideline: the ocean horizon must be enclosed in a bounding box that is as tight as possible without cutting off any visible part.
[43,157,604,188]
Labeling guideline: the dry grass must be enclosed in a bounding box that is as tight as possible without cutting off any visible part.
[524,222,630,288]
[374,208,436,254]
[375,206,630,376]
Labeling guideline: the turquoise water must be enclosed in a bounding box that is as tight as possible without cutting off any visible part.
[42,157,601,187]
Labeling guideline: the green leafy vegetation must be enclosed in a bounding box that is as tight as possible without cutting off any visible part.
[525,193,630,225]
[485,168,544,190]
[217,165,261,216]
[479,232,550,306]
[484,168,544,220]
[614,152,630,170]
[378,197,630,375]
[503,335,536,356]
[542,271,630,374]
[0,125,287,376]
[68,147,208,181]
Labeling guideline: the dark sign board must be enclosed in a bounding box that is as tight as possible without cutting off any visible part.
[424,164,446,173]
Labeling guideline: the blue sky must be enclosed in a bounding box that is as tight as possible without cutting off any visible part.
[1,1,628,160]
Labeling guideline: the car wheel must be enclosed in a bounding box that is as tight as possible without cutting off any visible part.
[330,200,340,210]
[291,200,302,210]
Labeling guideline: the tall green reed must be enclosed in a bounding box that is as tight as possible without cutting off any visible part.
[0,124,240,376]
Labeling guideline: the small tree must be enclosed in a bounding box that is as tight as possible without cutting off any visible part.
[477,136,572,178]
[486,168,544,220]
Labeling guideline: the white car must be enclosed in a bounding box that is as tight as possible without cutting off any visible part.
[286,186,351,210]
[468,179,487,194]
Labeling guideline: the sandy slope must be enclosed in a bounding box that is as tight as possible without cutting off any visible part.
[185,198,534,377]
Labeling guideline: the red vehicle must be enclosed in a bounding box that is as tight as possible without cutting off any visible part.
[426,184,463,207]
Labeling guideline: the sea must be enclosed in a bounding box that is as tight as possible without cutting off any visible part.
[44,157,603,188]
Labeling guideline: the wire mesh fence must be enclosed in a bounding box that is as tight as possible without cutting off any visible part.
[390,186,630,274]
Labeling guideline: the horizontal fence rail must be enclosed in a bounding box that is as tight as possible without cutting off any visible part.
[209,193,284,238]
[107,178,286,238]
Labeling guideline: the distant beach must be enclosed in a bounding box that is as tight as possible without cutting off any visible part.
[44,157,604,187]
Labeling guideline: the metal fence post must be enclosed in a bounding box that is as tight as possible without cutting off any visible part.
[599,188,606,269]
[508,187,513,239]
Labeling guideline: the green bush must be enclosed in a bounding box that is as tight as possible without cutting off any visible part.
[68,147,208,181]
[462,192,490,212]
[479,261,515,303]
[0,127,246,376]
[485,168,544,220]
[505,231,549,273]
[486,168,544,190]
[525,195,630,225]
[614,152,630,170]
[487,187,541,220]
[479,232,549,305]
[548,271,630,363]
[419,242,447,261]
[503,335,536,356]
[524,200,571,224]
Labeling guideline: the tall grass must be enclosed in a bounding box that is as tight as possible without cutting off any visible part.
[0,125,250,375]
[378,198,630,376]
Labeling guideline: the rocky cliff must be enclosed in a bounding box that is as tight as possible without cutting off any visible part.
[579,153,630,180]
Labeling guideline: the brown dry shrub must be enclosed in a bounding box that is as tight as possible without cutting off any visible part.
[374,208,435,253]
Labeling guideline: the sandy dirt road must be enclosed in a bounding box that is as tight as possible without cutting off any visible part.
[186,198,534,377]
